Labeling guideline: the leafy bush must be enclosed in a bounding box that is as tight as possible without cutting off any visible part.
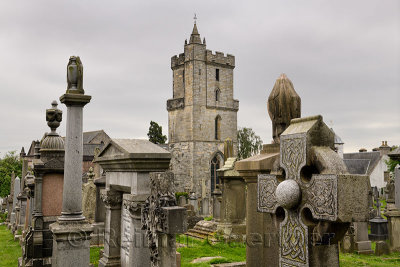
[175,192,189,200]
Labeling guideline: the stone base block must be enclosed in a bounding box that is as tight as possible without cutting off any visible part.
[216,222,246,240]
[49,221,93,267]
[98,255,121,267]
[385,209,400,252]
[355,241,373,254]
[309,244,339,266]
[375,241,390,256]
[90,222,105,246]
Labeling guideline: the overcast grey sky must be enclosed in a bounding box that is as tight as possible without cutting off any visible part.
[0,0,399,156]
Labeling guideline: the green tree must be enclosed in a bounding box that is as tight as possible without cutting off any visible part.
[0,151,22,197]
[237,127,263,160]
[386,146,400,173]
[147,121,167,144]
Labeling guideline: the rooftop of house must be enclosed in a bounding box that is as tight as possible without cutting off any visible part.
[343,151,381,175]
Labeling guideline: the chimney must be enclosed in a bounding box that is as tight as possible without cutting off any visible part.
[379,141,390,156]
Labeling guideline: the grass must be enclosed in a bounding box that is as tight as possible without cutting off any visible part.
[339,252,400,267]
[0,224,21,267]
[0,218,399,267]
[176,234,246,267]
[90,246,103,267]
[0,220,102,267]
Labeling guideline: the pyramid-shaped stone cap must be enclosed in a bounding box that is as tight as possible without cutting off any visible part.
[281,115,334,149]
[95,139,171,171]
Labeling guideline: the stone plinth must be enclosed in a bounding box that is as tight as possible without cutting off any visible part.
[384,209,400,252]
[216,158,246,239]
[50,221,93,266]
[354,222,373,254]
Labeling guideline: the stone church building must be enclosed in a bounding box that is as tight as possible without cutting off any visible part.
[167,23,239,214]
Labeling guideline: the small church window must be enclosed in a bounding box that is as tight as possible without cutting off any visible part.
[210,156,221,193]
[215,115,221,140]
[183,69,185,86]
[199,68,201,75]
[216,68,219,81]
[215,89,220,102]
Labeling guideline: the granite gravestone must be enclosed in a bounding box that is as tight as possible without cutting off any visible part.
[257,115,369,267]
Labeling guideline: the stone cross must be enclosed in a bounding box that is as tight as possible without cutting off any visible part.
[142,171,187,267]
[257,115,369,267]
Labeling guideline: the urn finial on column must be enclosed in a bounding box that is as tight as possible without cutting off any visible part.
[67,56,84,94]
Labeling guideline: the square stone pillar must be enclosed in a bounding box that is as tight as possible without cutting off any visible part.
[125,194,150,267]
[236,144,280,267]
[99,189,123,267]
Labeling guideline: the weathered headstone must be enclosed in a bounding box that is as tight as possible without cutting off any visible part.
[11,176,21,232]
[375,241,390,256]
[216,157,246,239]
[257,115,369,266]
[49,56,93,267]
[339,224,355,253]
[384,164,400,252]
[7,171,16,228]
[82,167,96,223]
[142,171,187,267]
[17,147,28,235]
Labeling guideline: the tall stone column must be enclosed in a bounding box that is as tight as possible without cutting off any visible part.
[50,56,93,267]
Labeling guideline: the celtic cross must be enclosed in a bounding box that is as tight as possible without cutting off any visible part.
[258,115,369,267]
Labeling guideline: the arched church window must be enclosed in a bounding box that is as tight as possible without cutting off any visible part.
[215,89,220,102]
[210,155,221,193]
[215,115,221,140]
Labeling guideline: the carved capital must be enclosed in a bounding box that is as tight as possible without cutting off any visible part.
[100,189,122,208]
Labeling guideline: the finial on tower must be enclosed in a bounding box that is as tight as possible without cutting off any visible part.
[190,15,201,44]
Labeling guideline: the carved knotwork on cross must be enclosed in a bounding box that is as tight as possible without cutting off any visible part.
[257,115,368,267]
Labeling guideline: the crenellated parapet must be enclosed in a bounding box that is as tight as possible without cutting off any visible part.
[171,53,185,68]
[206,50,235,68]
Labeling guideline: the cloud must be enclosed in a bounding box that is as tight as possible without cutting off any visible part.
[0,0,398,157]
